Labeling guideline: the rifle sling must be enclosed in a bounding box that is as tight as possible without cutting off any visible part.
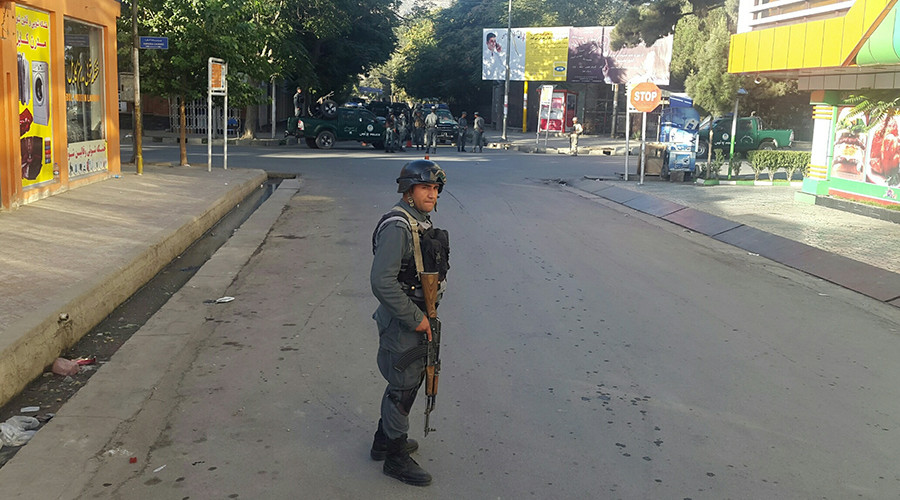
[392,206,426,277]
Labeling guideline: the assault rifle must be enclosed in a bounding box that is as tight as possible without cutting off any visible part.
[420,272,441,436]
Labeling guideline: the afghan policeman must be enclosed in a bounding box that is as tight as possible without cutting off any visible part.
[472,111,485,153]
[370,160,450,487]
[424,107,439,155]
[457,111,468,152]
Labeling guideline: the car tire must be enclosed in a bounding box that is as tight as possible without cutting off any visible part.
[305,138,317,149]
[759,140,776,150]
[697,140,709,158]
[321,100,338,119]
[315,130,336,149]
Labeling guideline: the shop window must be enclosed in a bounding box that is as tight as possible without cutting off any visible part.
[64,20,108,177]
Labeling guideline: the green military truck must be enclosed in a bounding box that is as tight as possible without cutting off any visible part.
[697,115,794,158]
[286,107,385,149]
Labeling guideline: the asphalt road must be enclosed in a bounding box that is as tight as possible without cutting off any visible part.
[58,144,900,497]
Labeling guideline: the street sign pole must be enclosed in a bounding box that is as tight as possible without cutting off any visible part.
[640,111,647,185]
[207,58,228,172]
[627,82,663,185]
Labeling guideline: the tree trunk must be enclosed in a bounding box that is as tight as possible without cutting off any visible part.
[179,95,188,166]
[243,103,257,139]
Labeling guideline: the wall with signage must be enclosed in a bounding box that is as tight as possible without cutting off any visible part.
[0,0,121,209]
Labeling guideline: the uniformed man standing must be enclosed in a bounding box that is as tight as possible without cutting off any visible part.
[570,117,584,156]
[293,87,305,117]
[457,111,468,152]
[424,107,439,155]
[398,112,409,152]
[384,114,396,153]
[413,111,425,151]
[472,111,485,153]
[370,160,449,487]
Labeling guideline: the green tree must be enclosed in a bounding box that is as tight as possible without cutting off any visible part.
[291,0,400,102]
[611,0,723,50]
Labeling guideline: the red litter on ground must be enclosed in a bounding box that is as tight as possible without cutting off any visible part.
[129,457,137,464]
[75,356,96,366]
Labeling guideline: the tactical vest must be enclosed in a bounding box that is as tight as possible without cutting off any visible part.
[372,207,450,304]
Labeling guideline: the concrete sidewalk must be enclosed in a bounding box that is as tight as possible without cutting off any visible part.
[0,165,267,406]
[566,178,900,308]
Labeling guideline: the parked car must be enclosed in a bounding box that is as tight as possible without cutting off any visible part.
[286,107,384,149]
[434,109,459,144]
[697,115,794,157]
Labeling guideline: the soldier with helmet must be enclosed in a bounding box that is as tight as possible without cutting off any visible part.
[370,160,450,487]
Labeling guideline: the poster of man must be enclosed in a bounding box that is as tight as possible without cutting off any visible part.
[482,28,525,81]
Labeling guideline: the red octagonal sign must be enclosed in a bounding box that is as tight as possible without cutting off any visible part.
[629,82,662,113]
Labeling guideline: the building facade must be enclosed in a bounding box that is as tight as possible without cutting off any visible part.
[729,0,900,206]
[1,0,121,210]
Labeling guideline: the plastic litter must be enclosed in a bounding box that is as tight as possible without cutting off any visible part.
[0,416,39,446]
[52,357,80,376]
[19,406,39,413]
[75,356,97,366]
[215,296,235,303]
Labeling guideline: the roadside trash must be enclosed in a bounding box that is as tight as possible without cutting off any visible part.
[153,464,167,473]
[130,457,137,464]
[75,356,97,366]
[204,296,235,304]
[0,416,39,446]
[748,252,760,256]
[19,406,39,413]
[52,357,80,376]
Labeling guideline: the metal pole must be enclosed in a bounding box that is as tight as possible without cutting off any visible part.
[271,77,276,140]
[522,81,528,133]
[223,75,228,170]
[610,84,618,138]
[640,111,647,185]
[207,61,212,172]
[729,96,739,178]
[131,0,143,175]
[501,0,511,141]
[624,109,630,181]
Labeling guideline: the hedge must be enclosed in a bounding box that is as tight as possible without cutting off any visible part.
[746,150,812,182]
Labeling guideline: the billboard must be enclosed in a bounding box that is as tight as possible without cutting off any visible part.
[17,6,55,187]
[523,27,569,81]
[484,26,672,85]
[482,29,526,81]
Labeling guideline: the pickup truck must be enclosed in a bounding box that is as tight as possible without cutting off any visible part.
[697,115,793,158]
[286,107,384,149]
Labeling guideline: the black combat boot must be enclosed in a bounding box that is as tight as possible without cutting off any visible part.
[370,419,418,460]
[383,435,432,486]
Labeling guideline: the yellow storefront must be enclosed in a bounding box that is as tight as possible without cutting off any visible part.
[729,0,900,207]
[0,0,121,210]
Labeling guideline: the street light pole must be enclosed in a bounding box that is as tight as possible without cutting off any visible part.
[501,0,511,141]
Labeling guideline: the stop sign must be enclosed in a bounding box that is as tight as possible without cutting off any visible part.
[629,82,662,113]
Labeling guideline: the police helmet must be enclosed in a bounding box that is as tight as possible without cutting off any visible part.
[396,160,446,194]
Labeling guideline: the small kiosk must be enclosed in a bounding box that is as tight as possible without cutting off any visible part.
[538,88,578,133]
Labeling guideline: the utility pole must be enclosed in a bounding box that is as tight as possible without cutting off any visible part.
[501,0,511,141]
[131,0,143,175]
